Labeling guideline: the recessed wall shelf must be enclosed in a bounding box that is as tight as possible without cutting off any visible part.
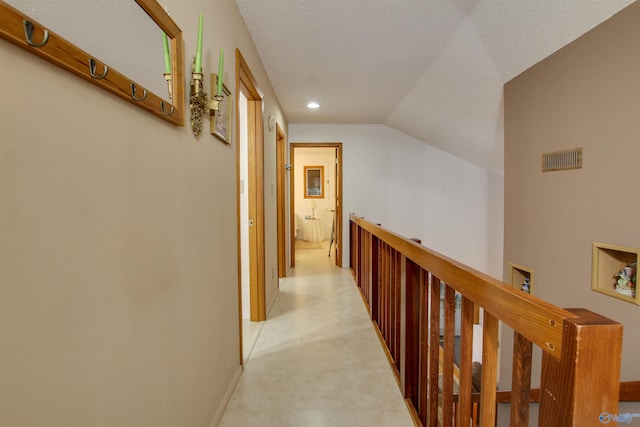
[592,242,639,305]
[510,263,534,295]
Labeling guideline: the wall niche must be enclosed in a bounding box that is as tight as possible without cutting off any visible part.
[592,242,639,305]
[509,263,534,295]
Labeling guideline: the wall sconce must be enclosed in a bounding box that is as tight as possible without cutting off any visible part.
[190,67,224,137]
[188,14,225,137]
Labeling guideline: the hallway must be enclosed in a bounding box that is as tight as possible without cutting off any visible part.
[219,243,415,426]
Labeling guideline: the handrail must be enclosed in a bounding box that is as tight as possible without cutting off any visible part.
[351,214,573,359]
[349,214,623,427]
[620,381,640,401]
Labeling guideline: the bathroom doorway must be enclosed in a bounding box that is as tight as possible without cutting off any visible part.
[289,143,343,268]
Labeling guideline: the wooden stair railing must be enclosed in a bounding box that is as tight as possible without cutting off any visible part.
[494,381,640,403]
[451,381,640,426]
[619,381,640,402]
[349,214,623,427]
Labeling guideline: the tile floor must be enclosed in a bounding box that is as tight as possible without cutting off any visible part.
[219,242,415,427]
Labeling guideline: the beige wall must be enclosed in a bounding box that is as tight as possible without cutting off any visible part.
[503,0,640,396]
[0,1,285,426]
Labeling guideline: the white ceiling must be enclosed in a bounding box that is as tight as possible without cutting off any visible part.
[235,0,636,175]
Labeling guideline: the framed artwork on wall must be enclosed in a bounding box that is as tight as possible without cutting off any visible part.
[304,165,324,198]
[210,73,232,144]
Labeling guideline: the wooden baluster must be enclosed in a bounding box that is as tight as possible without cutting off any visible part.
[381,243,389,343]
[388,246,393,351]
[370,236,379,322]
[377,242,383,333]
[391,250,396,362]
[361,230,366,299]
[363,229,368,295]
[390,248,395,362]
[510,331,532,426]
[480,311,499,426]
[360,229,365,291]
[539,309,622,427]
[419,270,429,425]
[428,276,441,427]
[457,296,475,427]
[349,221,353,274]
[364,231,370,304]
[379,242,384,340]
[349,221,356,280]
[367,231,372,304]
[395,250,402,368]
[360,230,369,289]
[403,258,421,410]
[387,244,393,349]
[389,247,396,362]
[360,229,365,297]
[370,224,380,310]
[442,284,456,426]
[356,222,360,281]
[355,224,361,286]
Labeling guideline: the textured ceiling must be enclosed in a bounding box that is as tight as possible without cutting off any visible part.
[235,0,635,175]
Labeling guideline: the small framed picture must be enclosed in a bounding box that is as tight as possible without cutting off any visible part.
[210,73,232,144]
[304,165,324,198]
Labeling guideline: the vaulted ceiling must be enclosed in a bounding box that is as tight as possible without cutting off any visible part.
[235,0,636,175]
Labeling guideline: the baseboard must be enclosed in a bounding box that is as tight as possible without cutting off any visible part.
[266,286,280,317]
[208,365,243,427]
[209,287,277,426]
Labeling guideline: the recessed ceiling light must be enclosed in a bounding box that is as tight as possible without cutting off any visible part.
[307,102,320,109]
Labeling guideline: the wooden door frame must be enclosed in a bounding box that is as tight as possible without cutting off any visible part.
[289,143,343,268]
[235,49,266,363]
[276,123,286,279]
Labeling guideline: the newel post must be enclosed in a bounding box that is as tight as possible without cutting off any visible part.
[538,308,622,427]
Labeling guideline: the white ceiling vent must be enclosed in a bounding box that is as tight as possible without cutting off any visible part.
[542,148,582,172]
